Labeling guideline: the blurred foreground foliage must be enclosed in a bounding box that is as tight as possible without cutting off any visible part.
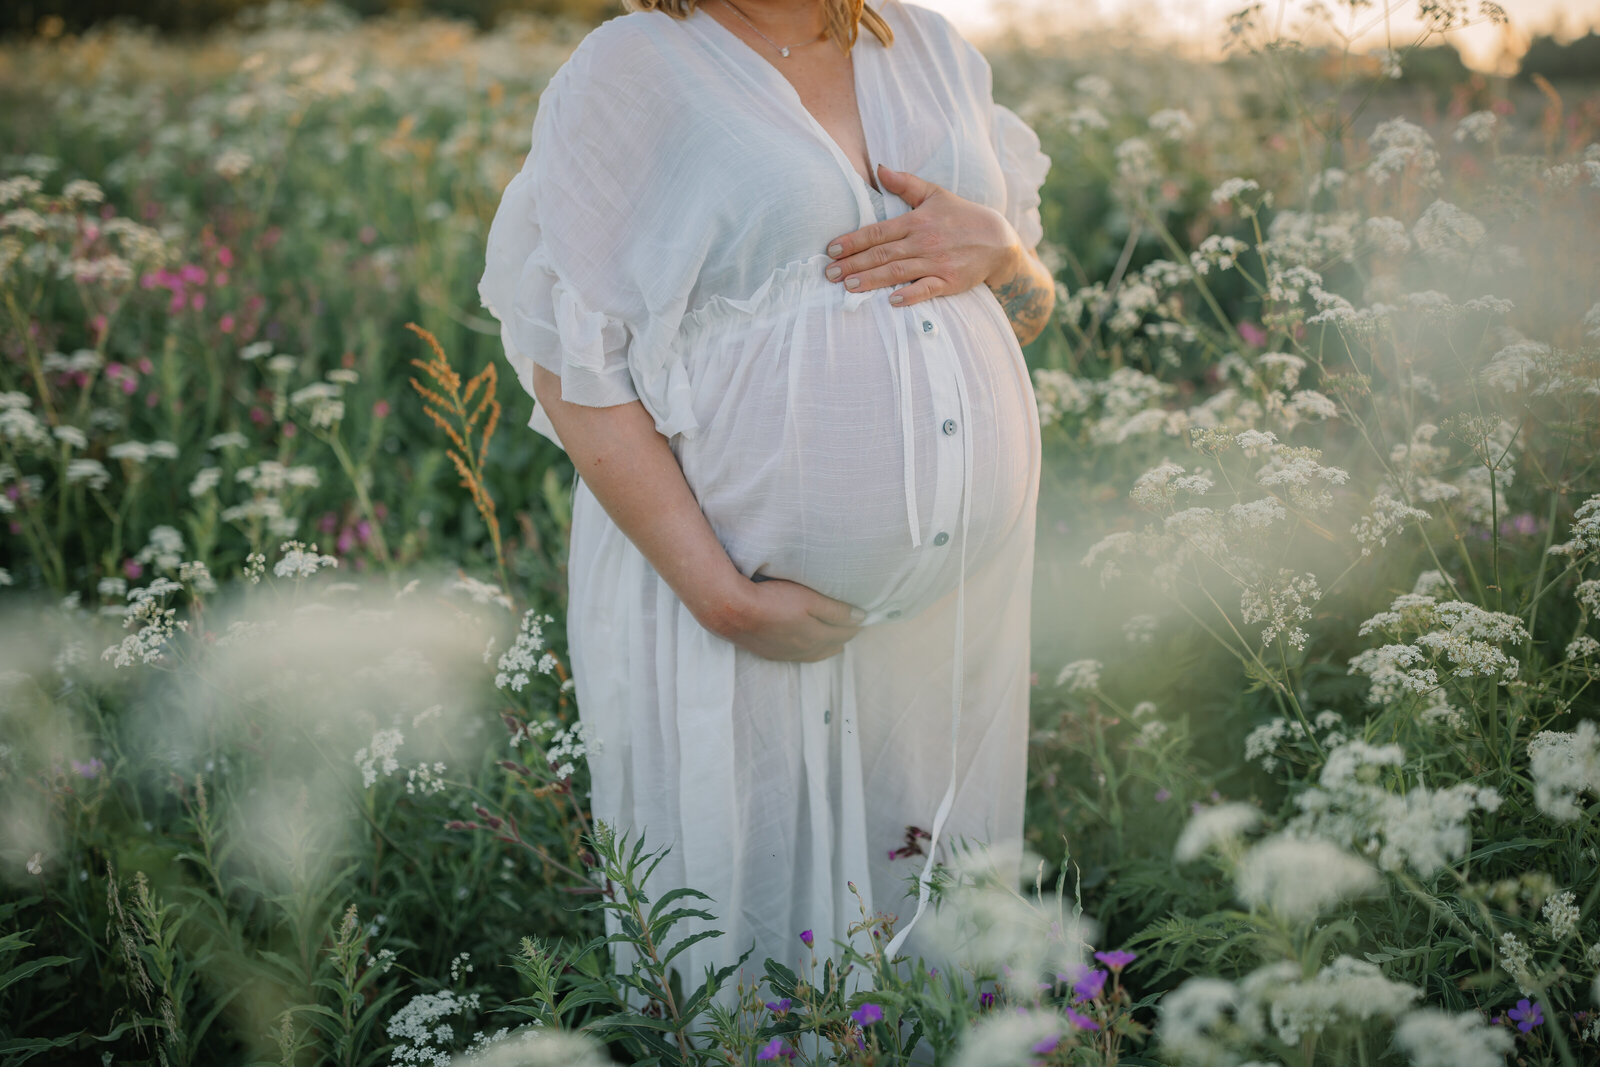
[2,1,1599,1065]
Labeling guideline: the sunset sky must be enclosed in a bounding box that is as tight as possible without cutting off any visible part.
[918,0,1600,72]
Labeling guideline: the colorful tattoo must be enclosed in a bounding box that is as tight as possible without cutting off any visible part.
[990,260,1055,345]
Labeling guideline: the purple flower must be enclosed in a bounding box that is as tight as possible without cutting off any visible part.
[799,929,813,948]
[1065,1007,1101,1031]
[1094,949,1137,971]
[1072,968,1108,1002]
[1030,1033,1060,1054]
[765,998,791,1015]
[852,1002,883,1025]
[1155,788,1171,802]
[1508,999,1544,1033]
[979,991,996,1009]
[71,757,105,779]
[756,1037,787,1061]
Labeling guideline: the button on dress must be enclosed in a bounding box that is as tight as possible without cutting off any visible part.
[477,0,1049,1005]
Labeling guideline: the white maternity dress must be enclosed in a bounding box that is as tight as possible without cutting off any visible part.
[477,0,1050,1006]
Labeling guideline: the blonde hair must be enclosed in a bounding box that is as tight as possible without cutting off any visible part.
[624,0,894,52]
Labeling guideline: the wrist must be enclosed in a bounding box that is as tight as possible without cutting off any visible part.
[683,561,755,640]
[983,223,1028,290]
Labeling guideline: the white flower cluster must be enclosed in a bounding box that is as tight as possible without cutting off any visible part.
[1243,710,1344,772]
[1174,802,1260,863]
[1544,889,1579,942]
[1393,1008,1514,1067]
[406,761,448,796]
[1550,494,1600,561]
[1527,719,1600,821]
[543,721,599,781]
[386,989,482,1066]
[1287,740,1501,877]
[1030,368,1091,426]
[1349,587,1528,706]
[1235,834,1379,920]
[1053,658,1102,692]
[290,380,345,430]
[1129,460,1213,511]
[354,728,404,789]
[101,578,189,668]
[1412,199,1485,266]
[1454,109,1497,143]
[1367,117,1440,188]
[1161,965,1506,1067]
[1496,931,1536,997]
[495,610,559,693]
[1350,493,1431,555]
[1260,955,1420,1044]
[273,540,337,579]
[1122,614,1157,644]
[1240,570,1321,649]
[451,575,513,612]
[0,393,46,448]
[107,440,180,464]
[135,525,185,574]
[1253,446,1350,512]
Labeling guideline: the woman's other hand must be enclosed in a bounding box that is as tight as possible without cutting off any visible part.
[824,165,1022,306]
[696,574,864,663]
[532,364,863,664]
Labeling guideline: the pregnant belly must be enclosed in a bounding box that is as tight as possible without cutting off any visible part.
[679,286,1039,616]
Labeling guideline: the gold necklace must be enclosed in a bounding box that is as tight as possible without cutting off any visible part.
[717,0,827,58]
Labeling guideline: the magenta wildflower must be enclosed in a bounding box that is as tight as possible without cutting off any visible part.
[755,1037,787,1061]
[852,1002,883,1025]
[979,991,996,1009]
[1065,1007,1100,1031]
[1030,1033,1060,1054]
[799,929,813,948]
[1094,950,1137,971]
[765,998,791,1015]
[1508,1000,1544,1033]
[1154,787,1171,802]
[1072,968,1108,1002]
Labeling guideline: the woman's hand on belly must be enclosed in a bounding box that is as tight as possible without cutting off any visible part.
[822,165,1057,344]
[706,575,865,663]
[824,165,1018,305]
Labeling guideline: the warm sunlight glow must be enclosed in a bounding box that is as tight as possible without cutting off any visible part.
[917,0,1600,72]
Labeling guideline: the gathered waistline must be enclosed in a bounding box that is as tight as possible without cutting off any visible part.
[678,252,882,341]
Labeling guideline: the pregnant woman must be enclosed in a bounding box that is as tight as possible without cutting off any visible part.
[478,0,1053,1004]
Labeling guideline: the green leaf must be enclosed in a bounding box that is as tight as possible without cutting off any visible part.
[0,954,76,994]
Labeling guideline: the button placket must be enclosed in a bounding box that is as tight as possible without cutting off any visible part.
[914,309,964,581]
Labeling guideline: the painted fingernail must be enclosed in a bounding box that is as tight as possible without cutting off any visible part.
[826,265,842,281]
[845,277,861,290]
[827,244,843,258]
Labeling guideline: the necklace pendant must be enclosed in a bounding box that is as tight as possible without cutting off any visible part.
[780,46,790,57]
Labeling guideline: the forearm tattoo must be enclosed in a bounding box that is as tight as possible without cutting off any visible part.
[990,258,1056,346]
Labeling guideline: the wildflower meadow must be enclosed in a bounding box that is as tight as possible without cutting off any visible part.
[2,1,1598,1064]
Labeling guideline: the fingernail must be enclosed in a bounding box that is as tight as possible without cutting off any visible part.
[850,608,866,622]
[826,265,842,281]
[845,277,860,290]
[890,292,904,304]
[827,243,843,258]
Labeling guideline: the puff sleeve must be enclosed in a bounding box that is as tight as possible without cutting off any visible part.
[990,103,1051,253]
[476,23,702,449]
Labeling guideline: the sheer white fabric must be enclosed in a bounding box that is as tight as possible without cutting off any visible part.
[478,0,1049,1005]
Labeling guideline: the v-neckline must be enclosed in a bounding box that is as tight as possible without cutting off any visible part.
[689,6,884,220]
